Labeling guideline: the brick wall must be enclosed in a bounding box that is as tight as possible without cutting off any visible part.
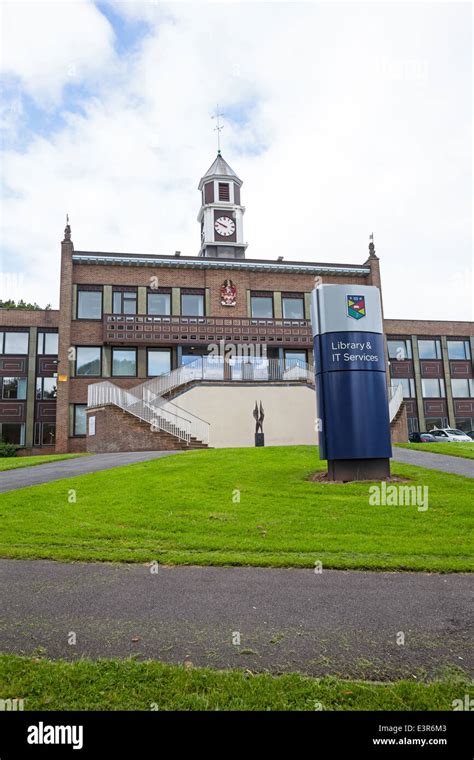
[86,405,199,453]
[384,319,473,337]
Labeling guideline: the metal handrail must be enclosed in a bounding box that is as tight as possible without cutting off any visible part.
[87,358,315,445]
[388,382,404,422]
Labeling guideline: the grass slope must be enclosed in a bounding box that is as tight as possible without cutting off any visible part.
[0,447,472,571]
[0,655,469,711]
[397,442,474,460]
[0,453,87,472]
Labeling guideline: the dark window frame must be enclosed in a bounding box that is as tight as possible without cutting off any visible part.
[251,293,274,319]
[112,289,137,315]
[77,287,103,321]
[73,404,87,437]
[75,346,102,377]
[111,348,138,378]
[147,348,172,377]
[1,330,29,355]
[181,291,205,317]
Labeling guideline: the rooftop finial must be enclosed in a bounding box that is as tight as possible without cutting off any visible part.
[211,104,224,154]
[63,213,71,242]
[368,232,376,257]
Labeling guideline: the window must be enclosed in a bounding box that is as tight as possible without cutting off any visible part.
[2,332,29,354]
[181,293,204,317]
[387,339,412,360]
[284,351,307,369]
[425,417,448,431]
[418,339,441,359]
[447,340,471,360]
[73,404,87,436]
[391,378,415,398]
[113,290,137,315]
[218,182,230,201]
[36,377,57,399]
[37,332,58,355]
[112,349,137,377]
[408,418,419,434]
[76,347,102,376]
[451,379,474,398]
[421,378,445,398]
[0,423,25,445]
[2,377,27,400]
[282,296,304,320]
[148,292,171,315]
[251,295,273,318]
[147,349,171,377]
[455,418,473,433]
[77,289,102,320]
[35,422,56,446]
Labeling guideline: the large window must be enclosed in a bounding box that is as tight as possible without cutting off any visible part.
[148,292,171,315]
[1,331,29,354]
[112,349,137,377]
[75,346,102,376]
[447,340,471,360]
[181,293,204,317]
[251,294,273,319]
[282,296,304,320]
[113,290,137,315]
[73,404,87,436]
[2,377,27,400]
[451,379,474,398]
[455,418,473,433]
[284,350,307,369]
[425,417,448,431]
[418,339,441,360]
[37,332,58,355]
[34,422,56,446]
[77,289,102,320]
[147,349,171,377]
[0,423,25,445]
[391,378,415,398]
[36,377,57,399]
[421,378,445,398]
[387,339,412,360]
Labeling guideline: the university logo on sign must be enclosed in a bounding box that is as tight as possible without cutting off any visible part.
[347,295,366,320]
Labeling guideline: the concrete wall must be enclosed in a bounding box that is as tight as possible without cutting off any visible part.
[173,382,318,448]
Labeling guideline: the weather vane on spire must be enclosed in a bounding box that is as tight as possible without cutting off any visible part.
[211,104,224,153]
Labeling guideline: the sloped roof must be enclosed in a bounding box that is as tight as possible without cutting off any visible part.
[201,152,241,182]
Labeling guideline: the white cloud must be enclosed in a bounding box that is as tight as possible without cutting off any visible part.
[1,0,115,104]
[0,1,472,321]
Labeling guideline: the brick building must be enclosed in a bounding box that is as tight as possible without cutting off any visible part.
[1,152,473,452]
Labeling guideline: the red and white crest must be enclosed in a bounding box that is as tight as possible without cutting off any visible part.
[220,279,237,307]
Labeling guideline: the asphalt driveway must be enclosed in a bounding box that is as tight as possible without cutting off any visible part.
[0,560,471,680]
[0,451,181,493]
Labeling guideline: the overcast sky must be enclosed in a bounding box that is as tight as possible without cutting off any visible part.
[1,1,472,320]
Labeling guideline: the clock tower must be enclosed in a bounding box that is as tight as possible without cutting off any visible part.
[198,151,247,258]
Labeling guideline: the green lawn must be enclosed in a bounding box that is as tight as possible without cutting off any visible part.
[398,442,474,460]
[0,453,88,472]
[0,655,469,711]
[0,447,472,571]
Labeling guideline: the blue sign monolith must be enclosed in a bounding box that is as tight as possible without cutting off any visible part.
[311,284,392,481]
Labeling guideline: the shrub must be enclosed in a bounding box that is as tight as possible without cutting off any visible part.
[0,442,18,458]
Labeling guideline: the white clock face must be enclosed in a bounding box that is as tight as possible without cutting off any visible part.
[214,216,235,237]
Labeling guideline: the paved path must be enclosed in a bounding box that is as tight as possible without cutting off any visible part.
[392,447,473,477]
[0,560,472,680]
[0,451,181,493]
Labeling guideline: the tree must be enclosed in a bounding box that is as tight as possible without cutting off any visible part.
[0,299,51,311]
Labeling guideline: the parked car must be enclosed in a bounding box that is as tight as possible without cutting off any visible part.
[466,431,474,440]
[409,432,438,443]
[429,428,473,443]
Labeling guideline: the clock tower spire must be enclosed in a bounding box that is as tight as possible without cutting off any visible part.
[197,152,247,258]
